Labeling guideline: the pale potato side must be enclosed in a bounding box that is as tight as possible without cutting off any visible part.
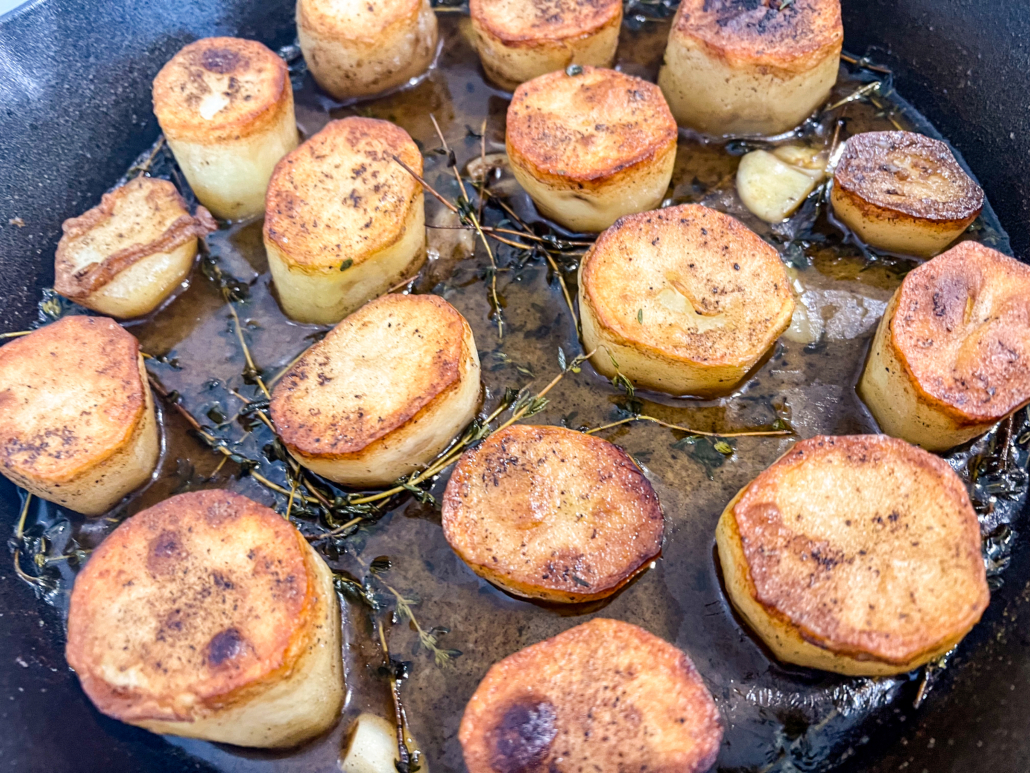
[469,0,621,91]
[65,490,344,748]
[0,316,158,516]
[860,241,1030,450]
[658,0,843,136]
[831,131,984,258]
[579,204,794,396]
[459,618,722,772]
[441,424,664,603]
[54,178,216,318]
[716,435,989,676]
[153,37,298,220]
[270,294,481,487]
[297,0,439,100]
[506,66,678,232]
[264,117,426,325]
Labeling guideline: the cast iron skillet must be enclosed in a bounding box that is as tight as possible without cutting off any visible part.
[0,1,1028,771]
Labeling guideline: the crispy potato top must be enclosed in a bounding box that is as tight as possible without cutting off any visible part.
[298,0,423,43]
[152,37,292,144]
[891,241,1030,422]
[271,294,469,457]
[459,618,722,772]
[66,490,317,723]
[0,317,147,484]
[264,117,423,271]
[471,0,621,45]
[731,435,988,665]
[54,178,215,300]
[442,425,664,600]
[581,204,794,367]
[834,132,984,223]
[671,0,843,72]
[506,67,677,185]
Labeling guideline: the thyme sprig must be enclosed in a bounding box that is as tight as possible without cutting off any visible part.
[584,414,793,439]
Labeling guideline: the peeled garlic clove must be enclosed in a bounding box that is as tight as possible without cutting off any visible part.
[736,149,821,223]
[341,714,401,773]
[772,144,828,177]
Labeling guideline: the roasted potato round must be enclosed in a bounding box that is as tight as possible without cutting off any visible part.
[860,241,1030,450]
[264,117,426,325]
[54,178,216,319]
[505,66,678,232]
[0,316,159,516]
[442,424,664,602]
[657,0,843,136]
[153,37,298,220]
[716,434,989,676]
[270,293,480,487]
[579,203,795,396]
[469,0,622,91]
[459,618,722,772]
[297,0,439,100]
[831,131,984,258]
[65,490,344,747]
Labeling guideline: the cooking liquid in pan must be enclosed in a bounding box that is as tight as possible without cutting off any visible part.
[15,14,1029,773]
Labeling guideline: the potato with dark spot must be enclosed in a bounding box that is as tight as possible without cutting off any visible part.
[264,117,426,324]
[271,293,480,487]
[442,425,664,603]
[831,131,984,258]
[153,37,298,220]
[505,67,678,232]
[579,203,794,396]
[860,241,1030,450]
[459,618,722,771]
[470,0,622,91]
[54,178,216,318]
[716,435,989,675]
[298,0,439,100]
[65,490,344,747]
[658,0,843,136]
[0,316,158,515]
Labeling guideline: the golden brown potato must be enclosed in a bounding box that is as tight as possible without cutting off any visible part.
[297,0,439,100]
[716,434,989,676]
[506,67,678,232]
[264,117,426,325]
[0,316,158,516]
[579,203,794,396]
[270,293,481,487]
[831,131,984,258]
[859,241,1030,451]
[658,0,842,136]
[153,37,298,220]
[459,618,722,772]
[65,490,344,747]
[469,0,622,91]
[54,178,216,319]
[442,424,664,603]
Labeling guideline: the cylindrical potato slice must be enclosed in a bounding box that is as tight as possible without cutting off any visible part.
[270,294,481,487]
[65,490,344,747]
[469,0,622,91]
[831,131,984,258]
[264,117,426,325]
[442,424,664,603]
[459,618,722,772]
[579,203,795,396]
[153,37,298,220]
[297,0,439,100]
[54,178,216,318]
[506,66,678,232]
[657,0,843,136]
[860,241,1030,450]
[0,316,159,515]
[716,435,989,676]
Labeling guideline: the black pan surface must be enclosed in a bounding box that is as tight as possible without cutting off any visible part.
[0,1,1029,772]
